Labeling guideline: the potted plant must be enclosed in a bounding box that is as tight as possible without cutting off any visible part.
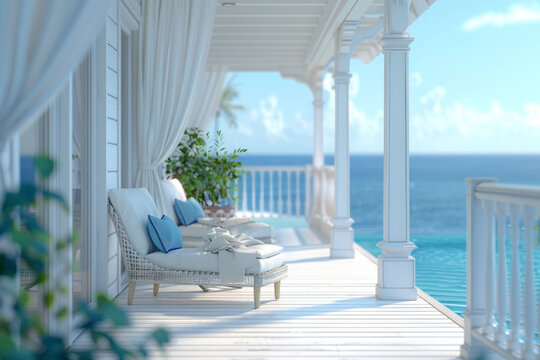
[165,128,247,217]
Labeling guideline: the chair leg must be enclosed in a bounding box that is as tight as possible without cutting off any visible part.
[199,285,209,292]
[254,287,261,309]
[153,283,159,296]
[127,282,136,305]
[274,281,281,300]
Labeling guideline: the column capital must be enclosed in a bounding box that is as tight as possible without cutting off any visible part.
[382,34,414,51]
[333,72,352,84]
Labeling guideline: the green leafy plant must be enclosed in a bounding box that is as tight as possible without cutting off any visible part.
[0,156,169,359]
[165,128,247,206]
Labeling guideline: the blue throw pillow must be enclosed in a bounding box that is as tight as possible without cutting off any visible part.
[147,215,183,253]
[174,198,205,225]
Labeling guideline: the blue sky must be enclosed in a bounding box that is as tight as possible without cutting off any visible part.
[217,0,540,155]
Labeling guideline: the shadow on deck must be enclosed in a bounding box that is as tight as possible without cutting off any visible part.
[74,219,463,359]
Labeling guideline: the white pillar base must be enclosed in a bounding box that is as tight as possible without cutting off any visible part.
[376,241,417,300]
[330,218,355,258]
[460,311,503,360]
[460,343,503,360]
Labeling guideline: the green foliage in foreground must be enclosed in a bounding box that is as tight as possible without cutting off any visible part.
[166,128,247,206]
[0,156,169,359]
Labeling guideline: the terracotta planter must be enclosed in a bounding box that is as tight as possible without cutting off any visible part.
[202,205,236,218]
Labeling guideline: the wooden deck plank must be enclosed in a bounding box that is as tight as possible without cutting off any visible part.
[73,223,463,359]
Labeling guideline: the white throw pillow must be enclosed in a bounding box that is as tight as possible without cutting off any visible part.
[109,188,161,255]
[161,178,188,224]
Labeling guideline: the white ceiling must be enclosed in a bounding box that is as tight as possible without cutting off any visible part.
[207,0,436,78]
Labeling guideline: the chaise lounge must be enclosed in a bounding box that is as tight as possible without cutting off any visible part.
[108,187,287,308]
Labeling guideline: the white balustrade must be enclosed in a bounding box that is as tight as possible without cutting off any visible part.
[235,165,335,219]
[463,179,540,360]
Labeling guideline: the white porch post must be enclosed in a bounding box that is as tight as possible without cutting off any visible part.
[331,23,355,258]
[312,69,324,170]
[310,69,326,228]
[460,178,496,359]
[376,0,416,300]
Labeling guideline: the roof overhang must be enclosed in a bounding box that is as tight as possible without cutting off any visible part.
[207,0,436,79]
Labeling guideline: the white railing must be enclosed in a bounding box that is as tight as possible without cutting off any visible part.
[463,179,539,360]
[235,165,313,218]
[234,165,335,224]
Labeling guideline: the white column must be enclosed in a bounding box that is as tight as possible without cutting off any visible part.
[460,179,496,359]
[330,25,355,258]
[376,0,416,300]
[312,70,324,169]
[310,69,325,228]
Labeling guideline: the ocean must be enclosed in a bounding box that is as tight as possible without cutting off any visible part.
[240,154,540,316]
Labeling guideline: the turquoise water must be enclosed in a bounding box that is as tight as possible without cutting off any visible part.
[240,154,540,316]
[356,235,467,314]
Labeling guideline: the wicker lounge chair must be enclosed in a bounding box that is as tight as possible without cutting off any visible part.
[108,188,287,308]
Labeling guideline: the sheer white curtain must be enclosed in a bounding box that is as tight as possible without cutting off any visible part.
[0,0,111,149]
[187,67,228,131]
[136,0,217,214]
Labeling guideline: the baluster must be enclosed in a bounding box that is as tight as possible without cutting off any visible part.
[483,200,497,337]
[287,171,291,216]
[251,170,256,217]
[522,207,537,359]
[269,171,274,217]
[495,202,509,344]
[508,204,522,354]
[295,170,300,216]
[260,171,265,216]
[321,169,326,219]
[242,171,247,215]
[305,166,311,220]
[278,171,283,217]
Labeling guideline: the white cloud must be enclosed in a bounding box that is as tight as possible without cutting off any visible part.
[411,86,540,152]
[251,95,287,139]
[323,73,383,153]
[463,3,540,31]
[411,72,423,88]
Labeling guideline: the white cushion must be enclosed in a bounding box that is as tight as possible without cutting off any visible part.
[145,248,284,274]
[229,222,272,238]
[178,221,272,239]
[246,244,283,259]
[178,223,210,238]
[182,236,274,248]
[109,188,160,255]
[161,178,188,224]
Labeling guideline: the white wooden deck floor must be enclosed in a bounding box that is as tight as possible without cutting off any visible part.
[74,223,464,359]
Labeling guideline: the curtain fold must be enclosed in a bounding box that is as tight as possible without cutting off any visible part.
[0,0,111,149]
[136,0,217,214]
[187,68,228,131]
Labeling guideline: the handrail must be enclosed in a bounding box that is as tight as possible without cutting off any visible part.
[475,182,540,208]
[462,179,539,360]
[242,165,307,172]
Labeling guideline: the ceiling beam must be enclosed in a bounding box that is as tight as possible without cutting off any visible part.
[217,5,323,17]
[212,26,315,35]
[211,36,312,43]
[214,17,319,27]
[303,0,358,69]
[216,0,327,6]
